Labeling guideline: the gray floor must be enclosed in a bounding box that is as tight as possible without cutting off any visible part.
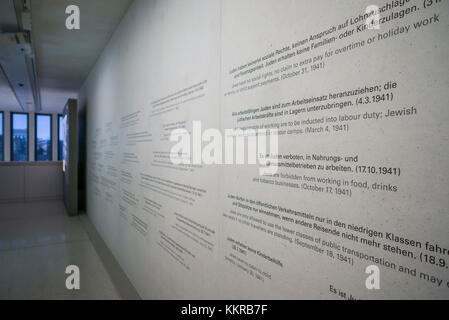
[0,200,138,300]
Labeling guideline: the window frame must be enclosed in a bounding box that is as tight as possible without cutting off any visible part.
[35,113,53,161]
[58,114,63,161]
[0,111,4,161]
[10,112,29,162]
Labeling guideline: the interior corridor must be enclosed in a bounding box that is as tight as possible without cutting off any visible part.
[0,200,138,299]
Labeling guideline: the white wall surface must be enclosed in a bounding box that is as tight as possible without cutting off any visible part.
[79,0,449,299]
[0,162,63,202]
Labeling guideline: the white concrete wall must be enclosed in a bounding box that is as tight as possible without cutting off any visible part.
[79,0,449,299]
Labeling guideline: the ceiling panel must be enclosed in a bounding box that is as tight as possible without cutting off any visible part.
[0,0,133,114]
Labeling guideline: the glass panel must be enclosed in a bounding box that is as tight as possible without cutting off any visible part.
[58,115,64,161]
[0,112,3,161]
[11,113,28,161]
[36,114,52,161]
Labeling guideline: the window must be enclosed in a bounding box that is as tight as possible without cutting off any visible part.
[58,115,64,161]
[0,112,3,161]
[11,113,29,161]
[35,114,52,161]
